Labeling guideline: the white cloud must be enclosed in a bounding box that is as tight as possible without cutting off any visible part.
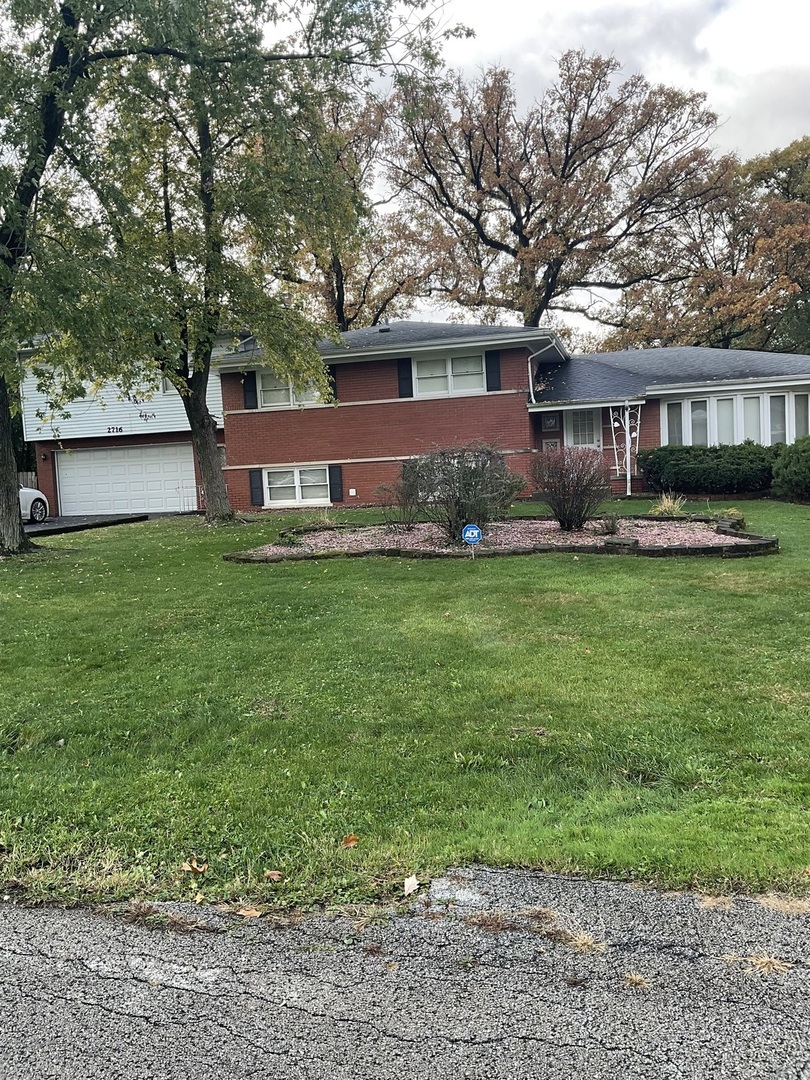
[439,0,810,157]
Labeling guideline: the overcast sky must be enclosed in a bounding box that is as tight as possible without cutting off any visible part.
[439,0,810,159]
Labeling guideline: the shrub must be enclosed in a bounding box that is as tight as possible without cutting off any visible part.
[595,512,620,535]
[531,447,612,531]
[376,469,421,531]
[404,443,525,543]
[648,492,687,517]
[772,436,810,501]
[636,442,778,495]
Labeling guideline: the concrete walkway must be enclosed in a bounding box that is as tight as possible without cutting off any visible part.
[1,867,808,1079]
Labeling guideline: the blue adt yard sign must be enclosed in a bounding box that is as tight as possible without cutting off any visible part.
[462,524,482,546]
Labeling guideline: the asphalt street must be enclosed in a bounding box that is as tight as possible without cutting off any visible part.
[1,867,808,1079]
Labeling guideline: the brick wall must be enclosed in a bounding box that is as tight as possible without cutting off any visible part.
[221,348,537,509]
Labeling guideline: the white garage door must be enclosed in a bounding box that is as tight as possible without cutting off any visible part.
[57,444,198,514]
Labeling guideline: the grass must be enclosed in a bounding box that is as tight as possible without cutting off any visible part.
[1,499,809,906]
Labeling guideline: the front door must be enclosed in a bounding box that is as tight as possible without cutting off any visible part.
[566,409,602,450]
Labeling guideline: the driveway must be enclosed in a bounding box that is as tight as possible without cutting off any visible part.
[1,867,807,1079]
[24,514,150,537]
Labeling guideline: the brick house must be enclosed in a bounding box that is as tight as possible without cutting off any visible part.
[218,322,567,512]
[21,322,810,514]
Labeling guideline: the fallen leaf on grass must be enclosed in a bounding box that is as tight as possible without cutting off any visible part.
[342,834,359,849]
[180,858,208,875]
[404,875,419,896]
[264,870,283,882]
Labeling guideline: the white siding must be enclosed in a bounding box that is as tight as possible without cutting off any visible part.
[57,444,198,514]
[21,372,223,442]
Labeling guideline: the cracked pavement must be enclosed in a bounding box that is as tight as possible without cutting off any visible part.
[1,867,808,1079]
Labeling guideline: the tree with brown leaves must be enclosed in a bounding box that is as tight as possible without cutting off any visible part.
[388,51,726,327]
[601,143,810,351]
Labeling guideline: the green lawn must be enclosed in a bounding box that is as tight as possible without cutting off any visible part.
[1,500,808,905]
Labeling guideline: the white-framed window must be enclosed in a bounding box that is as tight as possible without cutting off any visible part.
[796,394,809,438]
[663,390,810,446]
[690,400,708,445]
[259,371,320,409]
[265,466,330,505]
[565,408,601,449]
[413,354,485,397]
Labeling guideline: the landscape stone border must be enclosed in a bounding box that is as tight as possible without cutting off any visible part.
[223,514,779,563]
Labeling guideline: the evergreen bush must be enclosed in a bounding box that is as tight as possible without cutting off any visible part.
[637,442,778,494]
[772,436,810,501]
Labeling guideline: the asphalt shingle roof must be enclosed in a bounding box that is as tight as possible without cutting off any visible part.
[534,346,810,404]
[318,321,565,358]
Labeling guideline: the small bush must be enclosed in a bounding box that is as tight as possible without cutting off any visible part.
[648,492,687,517]
[595,512,620,535]
[404,443,526,543]
[376,470,421,531]
[531,447,612,531]
[772,436,810,501]
[637,442,778,495]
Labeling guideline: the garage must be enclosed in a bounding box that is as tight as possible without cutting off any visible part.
[56,444,198,514]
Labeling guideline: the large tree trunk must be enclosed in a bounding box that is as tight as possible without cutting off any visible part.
[0,8,88,556]
[182,375,233,524]
[0,376,34,555]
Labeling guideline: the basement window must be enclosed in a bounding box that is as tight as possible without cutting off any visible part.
[265,467,329,505]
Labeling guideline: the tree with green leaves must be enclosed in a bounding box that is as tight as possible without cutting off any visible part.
[279,95,438,332]
[1,0,460,551]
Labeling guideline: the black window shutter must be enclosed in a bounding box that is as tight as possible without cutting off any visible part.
[248,469,264,506]
[326,364,338,400]
[243,371,258,409]
[328,464,344,503]
[397,358,413,398]
[485,350,501,392]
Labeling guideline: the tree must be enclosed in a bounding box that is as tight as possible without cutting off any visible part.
[0,1,154,554]
[388,52,725,327]
[600,145,810,351]
[1,1,459,544]
[284,96,437,331]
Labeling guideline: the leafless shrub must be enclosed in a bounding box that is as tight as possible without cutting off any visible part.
[531,447,612,531]
[375,468,421,531]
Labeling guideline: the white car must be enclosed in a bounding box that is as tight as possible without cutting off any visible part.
[19,485,49,524]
